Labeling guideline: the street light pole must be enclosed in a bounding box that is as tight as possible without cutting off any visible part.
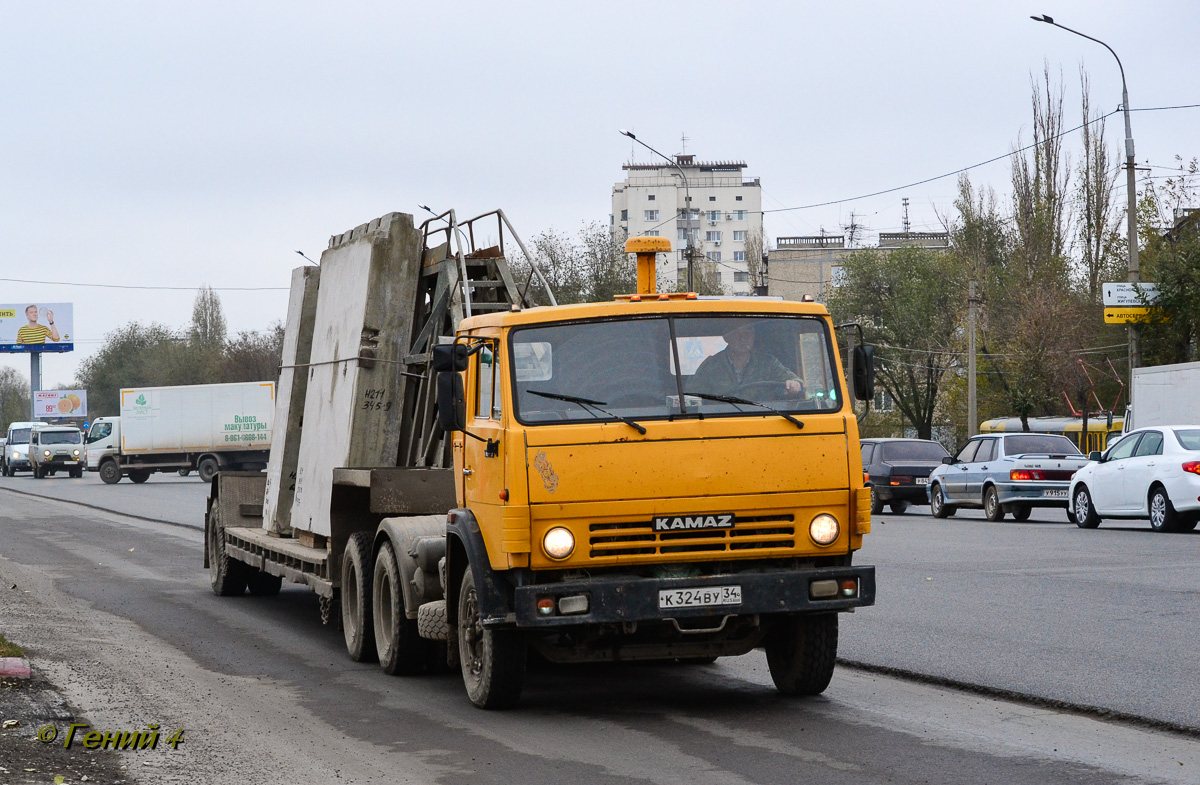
[620,130,694,292]
[1031,14,1141,374]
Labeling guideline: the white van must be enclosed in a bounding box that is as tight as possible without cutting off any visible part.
[3,421,48,476]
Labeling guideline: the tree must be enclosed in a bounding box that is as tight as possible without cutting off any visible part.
[512,222,636,305]
[75,322,181,415]
[826,246,968,439]
[190,285,227,347]
[1138,157,1200,364]
[1075,69,1123,301]
[0,367,30,425]
[223,323,285,382]
[744,226,768,291]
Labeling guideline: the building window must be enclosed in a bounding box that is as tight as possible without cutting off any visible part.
[733,251,746,262]
[735,195,743,201]
[645,210,659,221]
[874,389,894,412]
[706,210,721,222]
[620,209,627,221]
[688,209,701,220]
[733,230,747,241]
[732,210,748,220]
[647,194,655,201]
[645,230,660,237]
[734,271,749,283]
[677,228,689,240]
[679,251,688,262]
[706,251,721,262]
[705,231,721,242]
[709,196,717,201]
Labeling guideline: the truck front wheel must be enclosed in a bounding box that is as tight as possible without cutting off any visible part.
[765,613,838,696]
[373,541,428,675]
[458,566,526,709]
[99,461,121,484]
[340,532,377,662]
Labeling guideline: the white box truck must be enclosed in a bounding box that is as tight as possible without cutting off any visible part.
[85,381,274,484]
[1125,361,1200,431]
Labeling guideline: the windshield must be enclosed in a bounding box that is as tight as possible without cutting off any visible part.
[510,314,840,425]
[881,441,949,462]
[1003,434,1081,456]
[8,428,32,444]
[40,431,82,445]
[1174,429,1200,451]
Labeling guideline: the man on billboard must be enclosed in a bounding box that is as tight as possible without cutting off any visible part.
[17,305,61,344]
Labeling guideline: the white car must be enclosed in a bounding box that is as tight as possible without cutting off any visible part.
[1069,425,1200,533]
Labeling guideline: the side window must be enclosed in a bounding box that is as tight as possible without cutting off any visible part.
[956,440,980,463]
[1106,434,1141,462]
[1133,431,1163,457]
[975,439,996,463]
[861,444,874,466]
[475,345,497,420]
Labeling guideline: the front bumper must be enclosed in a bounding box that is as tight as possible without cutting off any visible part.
[996,482,1071,508]
[513,565,875,628]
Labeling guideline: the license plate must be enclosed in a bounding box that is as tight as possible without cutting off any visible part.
[915,477,928,485]
[1043,489,1067,499]
[658,585,742,610]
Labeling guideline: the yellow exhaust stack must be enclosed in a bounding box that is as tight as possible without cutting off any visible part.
[625,237,672,295]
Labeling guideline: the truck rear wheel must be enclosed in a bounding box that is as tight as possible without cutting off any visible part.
[197,457,220,484]
[99,461,121,484]
[208,506,248,596]
[765,613,838,696]
[373,541,428,675]
[248,571,283,596]
[458,565,526,709]
[340,532,377,662]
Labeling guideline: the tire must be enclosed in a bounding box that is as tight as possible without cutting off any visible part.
[930,484,955,518]
[178,468,191,477]
[869,486,885,514]
[1179,514,1199,533]
[99,461,121,484]
[247,571,283,596]
[340,532,377,662]
[1011,504,1032,522]
[1073,486,1100,529]
[888,500,909,515]
[1149,486,1179,533]
[1,461,8,476]
[373,541,428,675]
[32,465,43,479]
[458,565,526,709]
[984,486,1005,522]
[129,470,151,484]
[70,468,83,479]
[197,457,220,484]
[765,613,838,696]
[208,505,248,596]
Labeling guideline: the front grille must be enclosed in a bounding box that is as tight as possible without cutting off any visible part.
[589,514,796,558]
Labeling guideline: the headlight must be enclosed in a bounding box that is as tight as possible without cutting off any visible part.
[73,449,80,456]
[542,527,575,560]
[44,450,51,457]
[10,451,17,460]
[809,514,840,545]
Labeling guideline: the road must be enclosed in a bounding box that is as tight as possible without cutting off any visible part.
[1,478,1198,783]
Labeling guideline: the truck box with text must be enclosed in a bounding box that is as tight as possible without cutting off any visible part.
[204,210,876,708]
[85,381,274,484]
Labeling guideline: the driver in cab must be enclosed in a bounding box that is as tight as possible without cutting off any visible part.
[688,322,804,397]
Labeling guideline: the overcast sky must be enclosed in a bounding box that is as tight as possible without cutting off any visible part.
[3,0,1197,390]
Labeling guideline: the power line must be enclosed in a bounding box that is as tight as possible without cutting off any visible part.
[0,277,289,292]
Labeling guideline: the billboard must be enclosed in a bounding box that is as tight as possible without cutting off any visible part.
[34,390,88,419]
[0,303,74,353]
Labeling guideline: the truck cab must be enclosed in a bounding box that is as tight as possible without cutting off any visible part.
[84,417,119,473]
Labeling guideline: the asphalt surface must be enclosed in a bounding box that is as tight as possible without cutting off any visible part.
[0,467,207,528]
[2,493,1198,784]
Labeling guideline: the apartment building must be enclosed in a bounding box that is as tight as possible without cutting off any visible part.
[612,155,762,293]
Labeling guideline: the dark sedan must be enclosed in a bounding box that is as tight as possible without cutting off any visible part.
[862,438,951,514]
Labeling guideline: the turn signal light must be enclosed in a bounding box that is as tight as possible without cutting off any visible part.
[1183,462,1200,475]
[839,579,858,597]
[890,476,912,486]
[536,598,555,616]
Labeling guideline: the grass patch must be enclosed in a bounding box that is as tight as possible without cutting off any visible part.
[0,632,24,658]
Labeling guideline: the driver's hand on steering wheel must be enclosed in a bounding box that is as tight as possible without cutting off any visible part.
[784,379,803,397]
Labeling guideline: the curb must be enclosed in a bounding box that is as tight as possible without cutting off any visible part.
[0,657,31,679]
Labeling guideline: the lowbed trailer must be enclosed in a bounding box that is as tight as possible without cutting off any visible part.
[205,210,877,709]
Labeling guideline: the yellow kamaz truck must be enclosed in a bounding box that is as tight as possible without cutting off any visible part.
[205,213,875,709]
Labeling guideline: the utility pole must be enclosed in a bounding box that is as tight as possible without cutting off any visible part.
[620,130,694,291]
[968,280,981,436]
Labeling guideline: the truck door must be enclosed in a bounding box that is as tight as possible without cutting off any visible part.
[462,339,506,545]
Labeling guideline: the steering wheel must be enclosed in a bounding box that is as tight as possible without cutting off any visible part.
[730,380,796,399]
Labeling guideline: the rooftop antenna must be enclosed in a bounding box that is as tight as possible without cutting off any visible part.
[680,131,689,155]
[902,197,911,235]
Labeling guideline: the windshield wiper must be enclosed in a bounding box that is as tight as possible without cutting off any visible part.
[526,390,647,435]
[689,392,805,430]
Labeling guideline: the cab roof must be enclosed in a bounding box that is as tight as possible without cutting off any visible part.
[459,297,831,332]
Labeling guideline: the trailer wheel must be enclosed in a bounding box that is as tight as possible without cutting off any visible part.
[340,532,377,662]
[99,460,121,485]
[458,565,526,709]
[373,541,428,675]
[197,457,220,484]
[248,571,283,596]
[765,613,838,696]
[129,470,151,484]
[208,506,248,596]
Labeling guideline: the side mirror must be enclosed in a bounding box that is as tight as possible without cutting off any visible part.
[941,456,954,465]
[436,371,467,432]
[432,343,470,373]
[852,345,875,402]
[1088,450,1102,462]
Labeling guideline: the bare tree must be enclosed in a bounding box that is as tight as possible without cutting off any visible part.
[743,226,768,290]
[1076,68,1122,301]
